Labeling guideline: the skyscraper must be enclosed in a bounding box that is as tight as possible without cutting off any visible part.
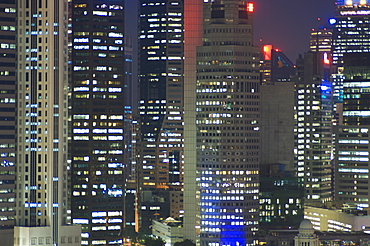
[0,0,16,235]
[331,0,370,117]
[332,0,370,66]
[331,0,370,209]
[294,52,333,203]
[310,27,332,54]
[138,0,184,231]
[70,0,126,245]
[14,0,80,244]
[196,1,260,245]
[260,45,295,170]
[334,53,370,209]
[259,46,301,230]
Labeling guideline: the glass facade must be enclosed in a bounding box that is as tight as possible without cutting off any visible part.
[138,0,184,232]
[70,1,126,245]
[332,3,370,65]
[294,52,333,202]
[335,54,370,207]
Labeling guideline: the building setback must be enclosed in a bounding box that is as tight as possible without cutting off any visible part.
[14,0,80,244]
[70,0,126,245]
[196,1,260,245]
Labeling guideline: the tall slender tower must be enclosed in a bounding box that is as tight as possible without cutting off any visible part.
[14,0,80,244]
[138,0,184,231]
[196,1,260,245]
[70,0,126,245]
[294,52,333,203]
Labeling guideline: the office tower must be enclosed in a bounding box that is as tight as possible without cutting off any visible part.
[294,52,333,203]
[0,0,16,236]
[196,1,260,245]
[330,0,370,120]
[334,53,370,208]
[330,0,367,122]
[182,0,203,241]
[70,0,126,245]
[332,0,370,66]
[138,0,184,231]
[331,1,370,209]
[259,46,302,229]
[14,0,81,244]
[310,27,332,53]
[259,164,304,230]
[260,45,295,171]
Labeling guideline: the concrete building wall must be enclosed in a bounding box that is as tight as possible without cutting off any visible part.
[183,0,203,242]
[260,82,295,170]
[14,225,81,246]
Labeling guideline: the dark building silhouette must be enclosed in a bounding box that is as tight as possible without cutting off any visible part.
[138,0,185,232]
[70,0,127,244]
[0,0,16,234]
[260,45,295,85]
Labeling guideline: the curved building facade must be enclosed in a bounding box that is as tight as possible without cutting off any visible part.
[196,1,260,245]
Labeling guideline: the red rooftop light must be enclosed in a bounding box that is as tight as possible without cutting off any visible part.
[247,3,254,12]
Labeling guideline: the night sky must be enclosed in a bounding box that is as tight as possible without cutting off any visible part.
[125,0,336,63]
[254,0,336,62]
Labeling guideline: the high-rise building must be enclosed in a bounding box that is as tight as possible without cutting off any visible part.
[310,27,332,54]
[138,0,184,231]
[70,0,127,245]
[331,0,370,210]
[334,53,370,208]
[330,0,370,119]
[196,1,260,245]
[14,0,81,244]
[294,52,333,203]
[260,45,295,172]
[0,0,16,235]
[332,0,370,66]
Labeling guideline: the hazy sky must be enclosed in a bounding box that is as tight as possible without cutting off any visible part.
[253,0,336,61]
